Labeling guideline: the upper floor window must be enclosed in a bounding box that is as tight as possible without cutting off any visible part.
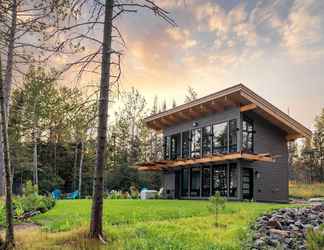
[242,118,254,153]
[170,133,181,160]
[229,119,238,152]
[191,128,201,158]
[212,122,228,154]
[182,131,190,159]
[163,136,171,160]
[202,126,212,156]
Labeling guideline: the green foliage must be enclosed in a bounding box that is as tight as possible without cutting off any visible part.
[208,192,226,227]
[306,225,324,250]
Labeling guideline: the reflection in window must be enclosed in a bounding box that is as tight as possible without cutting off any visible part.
[170,133,181,160]
[163,136,171,160]
[202,126,212,156]
[212,122,228,154]
[190,168,200,197]
[181,168,189,196]
[212,165,227,196]
[229,119,237,152]
[191,129,201,158]
[182,131,190,159]
[229,163,238,197]
[242,119,254,153]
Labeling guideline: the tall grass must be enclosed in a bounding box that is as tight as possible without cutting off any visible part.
[289,182,324,199]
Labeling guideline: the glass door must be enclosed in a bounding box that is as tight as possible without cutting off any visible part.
[242,168,254,200]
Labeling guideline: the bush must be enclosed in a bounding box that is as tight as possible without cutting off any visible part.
[306,225,324,250]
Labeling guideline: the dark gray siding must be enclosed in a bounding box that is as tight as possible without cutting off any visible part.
[241,112,289,202]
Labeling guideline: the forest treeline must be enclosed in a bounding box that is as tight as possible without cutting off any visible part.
[8,66,198,196]
[8,66,324,195]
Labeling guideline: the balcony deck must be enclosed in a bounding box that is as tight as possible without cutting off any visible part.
[136,152,276,171]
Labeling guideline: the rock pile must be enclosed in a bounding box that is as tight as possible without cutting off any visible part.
[251,204,324,250]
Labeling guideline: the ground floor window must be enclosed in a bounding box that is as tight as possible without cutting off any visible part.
[190,168,200,197]
[212,165,227,196]
[181,168,189,196]
[201,167,211,197]
[179,163,239,198]
[229,163,238,197]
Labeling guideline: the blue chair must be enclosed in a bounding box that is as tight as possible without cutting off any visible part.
[66,191,80,199]
[51,189,61,200]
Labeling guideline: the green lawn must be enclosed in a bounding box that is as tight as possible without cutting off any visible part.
[29,200,290,250]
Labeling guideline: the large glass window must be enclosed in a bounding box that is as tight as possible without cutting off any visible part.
[182,131,190,159]
[229,163,238,197]
[212,165,227,196]
[242,118,254,153]
[212,122,228,154]
[190,168,200,197]
[191,129,201,158]
[181,168,189,196]
[163,136,171,160]
[202,167,211,197]
[229,119,237,152]
[170,133,181,160]
[202,126,212,156]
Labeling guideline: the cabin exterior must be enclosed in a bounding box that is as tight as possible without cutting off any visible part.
[137,84,311,202]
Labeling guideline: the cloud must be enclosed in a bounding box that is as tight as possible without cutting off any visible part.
[280,0,324,62]
[193,2,258,50]
[166,27,197,49]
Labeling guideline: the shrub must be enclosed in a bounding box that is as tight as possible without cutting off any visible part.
[208,192,226,227]
[306,225,324,250]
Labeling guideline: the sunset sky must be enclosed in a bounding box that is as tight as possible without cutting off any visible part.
[96,0,323,130]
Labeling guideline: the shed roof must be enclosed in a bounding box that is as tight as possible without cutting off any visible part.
[144,84,311,140]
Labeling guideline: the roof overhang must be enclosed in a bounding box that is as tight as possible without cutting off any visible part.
[136,152,277,172]
[144,84,312,140]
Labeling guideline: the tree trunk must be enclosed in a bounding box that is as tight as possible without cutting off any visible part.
[0,0,17,197]
[73,143,79,191]
[0,54,15,249]
[32,127,38,187]
[78,141,84,197]
[89,0,113,239]
[32,101,38,188]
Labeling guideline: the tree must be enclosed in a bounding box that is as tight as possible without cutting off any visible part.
[208,192,226,227]
[0,53,14,249]
[184,86,198,103]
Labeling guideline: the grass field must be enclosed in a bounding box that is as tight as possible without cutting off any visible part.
[7,200,289,250]
[289,182,324,199]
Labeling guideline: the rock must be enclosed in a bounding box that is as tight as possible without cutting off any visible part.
[267,218,283,229]
[269,228,289,238]
[251,204,324,250]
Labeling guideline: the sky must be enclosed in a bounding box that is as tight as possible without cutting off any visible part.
[108,0,324,130]
[55,0,323,131]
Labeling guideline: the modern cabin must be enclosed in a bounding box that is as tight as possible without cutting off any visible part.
[136,84,311,202]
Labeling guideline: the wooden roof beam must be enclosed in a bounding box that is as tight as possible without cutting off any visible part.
[240,103,257,112]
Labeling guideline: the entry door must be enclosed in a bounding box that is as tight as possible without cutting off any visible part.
[242,168,254,200]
